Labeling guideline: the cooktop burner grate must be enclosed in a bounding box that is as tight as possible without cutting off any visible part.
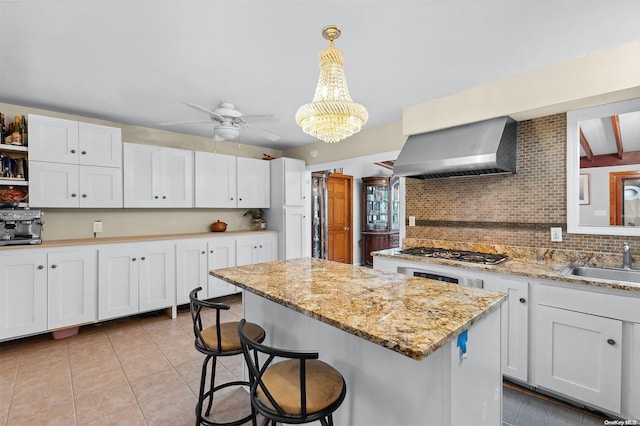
[398,247,508,265]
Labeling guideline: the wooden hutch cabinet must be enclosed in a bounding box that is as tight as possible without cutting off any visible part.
[361,176,400,266]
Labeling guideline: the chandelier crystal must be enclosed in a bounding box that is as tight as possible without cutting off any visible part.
[296,25,368,143]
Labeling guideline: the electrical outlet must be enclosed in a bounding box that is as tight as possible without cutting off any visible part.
[408,216,416,227]
[93,220,103,233]
[550,227,562,242]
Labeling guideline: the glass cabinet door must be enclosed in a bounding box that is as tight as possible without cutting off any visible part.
[391,177,400,231]
[363,177,391,232]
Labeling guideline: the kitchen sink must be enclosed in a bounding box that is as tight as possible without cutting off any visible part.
[561,264,640,285]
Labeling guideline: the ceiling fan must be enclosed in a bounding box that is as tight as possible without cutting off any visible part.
[160,102,280,142]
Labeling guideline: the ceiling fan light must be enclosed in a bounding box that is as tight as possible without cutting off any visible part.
[215,124,239,140]
[296,25,368,144]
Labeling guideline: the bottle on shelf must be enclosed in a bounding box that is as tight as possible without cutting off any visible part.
[11,116,22,145]
[20,115,28,146]
[6,123,14,144]
[0,113,6,144]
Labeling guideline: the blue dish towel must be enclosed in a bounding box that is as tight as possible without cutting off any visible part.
[457,330,468,359]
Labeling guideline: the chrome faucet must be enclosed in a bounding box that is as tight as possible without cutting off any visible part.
[623,242,632,269]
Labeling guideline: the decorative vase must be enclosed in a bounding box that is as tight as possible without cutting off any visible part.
[251,218,262,231]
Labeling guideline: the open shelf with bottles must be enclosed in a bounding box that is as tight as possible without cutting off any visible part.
[0,143,29,206]
[361,175,400,266]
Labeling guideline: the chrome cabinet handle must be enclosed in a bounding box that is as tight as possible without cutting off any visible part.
[82,194,87,198]
[71,193,77,198]
[70,149,76,154]
[154,196,159,199]
[141,257,145,261]
[37,265,44,269]
[519,298,526,303]
[81,150,87,155]
[162,196,166,199]
[51,264,57,269]
[132,258,137,261]
[607,339,616,345]
[201,251,205,254]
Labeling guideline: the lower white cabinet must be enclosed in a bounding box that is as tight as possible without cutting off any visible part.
[534,304,622,413]
[98,242,175,320]
[176,237,238,305]
[0,252,48,340]
[236,234,277,266]
[491,277,529,382]
[47,250,98,329]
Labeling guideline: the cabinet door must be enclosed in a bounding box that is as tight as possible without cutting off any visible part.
[47,250,97,329]
[284,158,306,206]
[123,143,162,207]
[535,305,622,413]
[237,157,270,208]
[0,252,48,340]
[98,247,139,320]
[176,239,208,305]
[28,114,79,163]
[28,161,80,207]
[493,277,528,382]
[236,236,256,267]
[285,207,308,259]
[194,152,237,208]
[138,243,175,312]
[208,237,238,298]
[79,165,123,208]
[362,234,390,266]
[78,122,122,167]
[160,147,193,207]
[256,235,277,263]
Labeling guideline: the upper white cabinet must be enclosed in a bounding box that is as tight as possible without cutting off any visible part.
[264,157,310,260]
[0,252,48,340]
[237,157,270,208]
[29,114,122,167]
[194,152,237,208]
[28,115,124,208]
[29,162,123,208]
[123,143,194,208]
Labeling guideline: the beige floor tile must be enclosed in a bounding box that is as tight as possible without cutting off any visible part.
[70,352,121,380]
[74,377,136,425]
[71,366,128,401]
[6,400,75,426]
[210,388,253,425]
[129,368,189,402]
[137,381,196,425]
[8,381,73,422]
[159,344,203,367]
[79,402,146,426]
[119,349,173,382]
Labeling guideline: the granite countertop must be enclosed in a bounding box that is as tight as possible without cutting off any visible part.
[373,247,640,293]
[209,257,507,361]
[0,230,277,250]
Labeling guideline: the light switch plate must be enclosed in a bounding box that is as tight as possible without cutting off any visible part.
[550,227,562,242]
[408,216,416,227]
[93,220,103,233]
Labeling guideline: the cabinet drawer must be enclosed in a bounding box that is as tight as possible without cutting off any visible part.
[536,281,640,322]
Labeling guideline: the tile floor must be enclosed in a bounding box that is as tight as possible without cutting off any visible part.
[0,293,613,426]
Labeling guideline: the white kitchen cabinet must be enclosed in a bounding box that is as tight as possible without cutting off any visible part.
[194,152,237,208]
[123,143,194,208]
[236,233,277,266]
[264,157,310,260]
[47,249,98,329]
[489,277,529,382]
[236,157,270,208]
[98,242,175,320]
[29,114,122,167]
[176,237,238,304]
[0,252,48,340]
[29,161,123,208]
[534,304,622,413]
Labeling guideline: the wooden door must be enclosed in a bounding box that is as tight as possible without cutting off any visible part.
[327,173,353,264]
[610,170,640,226]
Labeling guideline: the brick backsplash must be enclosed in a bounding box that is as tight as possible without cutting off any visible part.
[405,113,640,257]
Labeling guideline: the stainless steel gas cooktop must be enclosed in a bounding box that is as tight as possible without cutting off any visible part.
[398,247,508,265]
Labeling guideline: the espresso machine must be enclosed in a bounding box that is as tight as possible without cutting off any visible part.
[0,204,43,246]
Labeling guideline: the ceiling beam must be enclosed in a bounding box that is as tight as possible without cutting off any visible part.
[580,150,640,168]
[579,128,594,161]
[611,115,624,159]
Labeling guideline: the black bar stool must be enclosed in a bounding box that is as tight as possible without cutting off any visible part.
[189,287,266,426]
[238,319,347,426]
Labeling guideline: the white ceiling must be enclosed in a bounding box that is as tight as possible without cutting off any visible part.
[1,0,640,150]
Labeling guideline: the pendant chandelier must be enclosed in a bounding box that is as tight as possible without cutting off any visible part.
[296,25,368,143]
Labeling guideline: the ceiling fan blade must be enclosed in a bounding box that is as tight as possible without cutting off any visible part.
[184,102,224,120]
[244,125,280,142]
[242,114,280,123]
[159,120,212,126]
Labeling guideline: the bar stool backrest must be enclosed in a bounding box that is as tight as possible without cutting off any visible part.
[189,287,230,353]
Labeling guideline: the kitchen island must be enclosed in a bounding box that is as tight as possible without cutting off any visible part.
[210,258,507,425]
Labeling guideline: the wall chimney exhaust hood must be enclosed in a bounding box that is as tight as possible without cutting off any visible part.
[393,116,517,179]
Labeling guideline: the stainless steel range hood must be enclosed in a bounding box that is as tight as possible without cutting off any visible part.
[394,116,517,179]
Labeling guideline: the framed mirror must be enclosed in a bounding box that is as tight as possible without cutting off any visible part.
[567,97,640,235]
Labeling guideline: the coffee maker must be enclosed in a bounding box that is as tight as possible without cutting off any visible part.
[0,204,42,246]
